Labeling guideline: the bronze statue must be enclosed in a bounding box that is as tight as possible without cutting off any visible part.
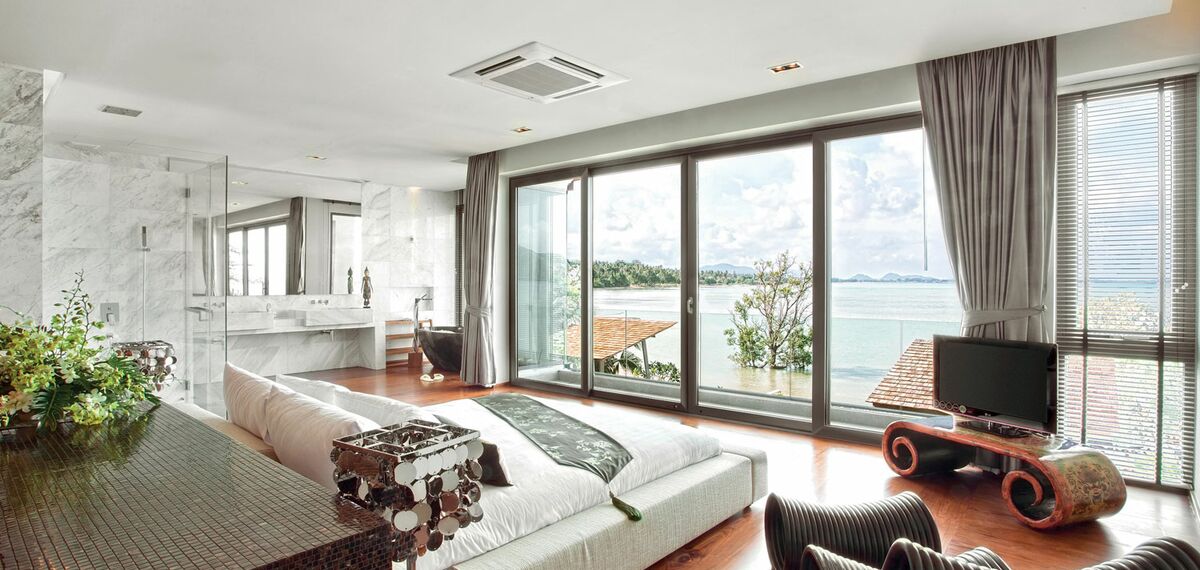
[361,267,373,308]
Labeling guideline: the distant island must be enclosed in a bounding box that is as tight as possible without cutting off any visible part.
[832,272,952,284]
[586,260,757,288]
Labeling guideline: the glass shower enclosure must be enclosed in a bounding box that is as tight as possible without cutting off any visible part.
[183,157,229,414]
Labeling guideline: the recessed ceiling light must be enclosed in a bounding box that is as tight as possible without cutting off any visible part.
[230,202,241,207]
[230,180,248,186]
[768,61,803,74]
[512,126,532,134]
[306,155,327,161]
[407,186,422,191]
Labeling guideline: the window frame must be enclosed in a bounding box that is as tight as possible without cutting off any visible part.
[227,218,288,297]
[508,113,937,441]
[1054,74,1198,487]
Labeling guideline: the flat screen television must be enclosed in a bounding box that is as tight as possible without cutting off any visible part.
[932,335,1058,434]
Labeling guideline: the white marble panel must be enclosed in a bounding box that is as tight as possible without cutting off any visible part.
[111,167,185,212]
[110,208,186,252]
[43,201,110,249]
[0,124,41,183]
[0,180,42,219]
[0,66,41,127]
[44,158,109,207]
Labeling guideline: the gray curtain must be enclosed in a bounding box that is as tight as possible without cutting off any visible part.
[461,152,499,386]
[286,197,305,295]
[917,38,1055,341]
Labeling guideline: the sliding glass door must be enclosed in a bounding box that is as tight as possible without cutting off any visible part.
[819,119,955,430]
[694,143,814,422]
[589,161,684,407]
[511,115,952,435]
[514,175,583,391]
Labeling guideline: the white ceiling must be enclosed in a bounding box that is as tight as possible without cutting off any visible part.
[0,0,1172,190]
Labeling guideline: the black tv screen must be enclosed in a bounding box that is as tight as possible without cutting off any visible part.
[932,335,1058,433]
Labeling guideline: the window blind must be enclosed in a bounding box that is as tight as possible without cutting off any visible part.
[1056,74,1198,486]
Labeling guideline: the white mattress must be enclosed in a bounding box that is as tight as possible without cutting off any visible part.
[414,396,722,570]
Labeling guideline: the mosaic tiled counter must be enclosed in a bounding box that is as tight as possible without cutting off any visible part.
[0,403,390,569]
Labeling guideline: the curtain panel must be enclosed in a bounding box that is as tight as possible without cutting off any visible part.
[917,37,1056,341]
[461,152,500,386]
[286,196,305,295]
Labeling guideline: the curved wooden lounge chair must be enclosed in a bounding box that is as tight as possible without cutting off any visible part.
[1081,537,1200,570]
[803,539,1008,570]
[764,491,943,570]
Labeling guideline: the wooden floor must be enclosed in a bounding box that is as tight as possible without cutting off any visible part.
[305,365,1200,570]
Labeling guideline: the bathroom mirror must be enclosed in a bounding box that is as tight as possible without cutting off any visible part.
[224,167,363,296]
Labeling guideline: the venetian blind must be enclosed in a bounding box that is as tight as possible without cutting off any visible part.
[1056,74,1198,486]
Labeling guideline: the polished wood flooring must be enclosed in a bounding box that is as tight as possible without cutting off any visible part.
[304,365,1200,570]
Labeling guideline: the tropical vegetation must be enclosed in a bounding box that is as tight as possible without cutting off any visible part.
[0,273,160,430]
[725,251,814,371]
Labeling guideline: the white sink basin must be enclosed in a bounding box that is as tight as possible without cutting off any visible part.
[299,308,373,326]
[227,311,274,331]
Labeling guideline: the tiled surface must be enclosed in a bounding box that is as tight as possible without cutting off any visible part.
[0,403,390,569]
[866,338,937,412]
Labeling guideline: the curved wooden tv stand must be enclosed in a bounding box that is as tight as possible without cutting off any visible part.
[882,416,1126,530]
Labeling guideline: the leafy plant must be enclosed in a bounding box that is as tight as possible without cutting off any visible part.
[0,272,159,430]
[724,251,814,370]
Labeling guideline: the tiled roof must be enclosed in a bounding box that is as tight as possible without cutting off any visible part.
[566,316,678,360]
[867,339,940,413]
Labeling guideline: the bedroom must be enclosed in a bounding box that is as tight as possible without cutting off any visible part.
[1,1,1199,569]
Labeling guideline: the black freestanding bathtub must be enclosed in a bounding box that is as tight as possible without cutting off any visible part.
[418,326,463,372]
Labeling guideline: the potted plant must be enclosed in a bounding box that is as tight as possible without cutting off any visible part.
[0,272,160,434]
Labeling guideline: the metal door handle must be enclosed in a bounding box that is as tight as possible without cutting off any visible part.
[687,297,695,315]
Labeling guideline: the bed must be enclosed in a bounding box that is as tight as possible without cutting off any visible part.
[198,367,769,570]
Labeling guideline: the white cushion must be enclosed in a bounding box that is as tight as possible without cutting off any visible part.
[274,373,348,404]
[264,388,379,490]
[334,390,437,427]
[223,363,273,439]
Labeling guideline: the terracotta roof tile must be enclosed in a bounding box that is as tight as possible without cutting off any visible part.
[867,339,940,413]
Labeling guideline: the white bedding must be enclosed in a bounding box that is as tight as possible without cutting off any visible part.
[414,396,722,570]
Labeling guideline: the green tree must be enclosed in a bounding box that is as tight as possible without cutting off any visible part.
[724,251,813,370]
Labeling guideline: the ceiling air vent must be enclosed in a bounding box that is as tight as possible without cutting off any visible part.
[100,105,142,117]
[451,42,627,104]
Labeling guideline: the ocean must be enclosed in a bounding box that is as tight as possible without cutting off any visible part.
[592,282,962,406]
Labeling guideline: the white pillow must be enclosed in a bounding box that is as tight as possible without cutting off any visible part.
[264,388,379,490]
[335,390,437,427]
[223,363,273,439]
[274,374,348,404]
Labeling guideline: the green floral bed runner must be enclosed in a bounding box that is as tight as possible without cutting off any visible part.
[474,393,631,483]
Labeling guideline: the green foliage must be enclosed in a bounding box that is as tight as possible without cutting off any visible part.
[724,251,814,371]
[645,360,681,383]
[578,259,755,289]
[0,272,159,430]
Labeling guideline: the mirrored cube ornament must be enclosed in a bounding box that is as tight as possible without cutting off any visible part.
[112,340,177,391]
[331,420,484,565]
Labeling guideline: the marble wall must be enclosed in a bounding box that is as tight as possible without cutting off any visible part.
[361,183,458,326]
[41,143,189,371]
[0,64,43,322]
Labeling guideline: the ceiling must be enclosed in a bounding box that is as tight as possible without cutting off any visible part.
[0,0,1172,190]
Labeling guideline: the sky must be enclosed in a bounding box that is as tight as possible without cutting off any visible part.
[573,128,954,280]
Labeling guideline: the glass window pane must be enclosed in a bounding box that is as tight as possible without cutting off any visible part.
[696,144,813,419]
[246,226,266,296]
[267,224,287,296]
[331,215,362,295]
[227,229,244,296]
[591,164,682,403]
[515,178,582,390]
[828,128,959,428]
